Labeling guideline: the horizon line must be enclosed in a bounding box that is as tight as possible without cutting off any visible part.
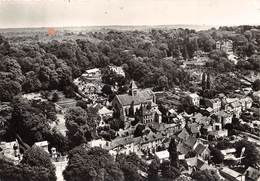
[0,23,260,31]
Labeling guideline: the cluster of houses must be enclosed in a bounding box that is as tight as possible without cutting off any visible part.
[2,59,260,181]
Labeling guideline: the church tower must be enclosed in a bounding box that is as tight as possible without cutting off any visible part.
[129,80,138,96]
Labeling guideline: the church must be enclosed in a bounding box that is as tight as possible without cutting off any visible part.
[112,80,162,124]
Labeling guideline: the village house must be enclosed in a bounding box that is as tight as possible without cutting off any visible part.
[220,148,237,161]
[253,90,260,104]
[167,108,178,122]
[112,137,141,156]
[204,98,221,113]
[177,128,190,142]
[216,39,233,54]
[73,76,103,100]
[230,100,242,118]
[110,130,171,156]
[214,111,233,126]
[177,136,200,155]
[242,87,253,95]
[239,97,253,111]
[139,131,166,153]
[208,125,228,139]
[55,98,77,110]
[193,143,210,160]
[34,141,49,153]
[112,80,161,124]
[155,150,169,163]
[243,166,260,181]
[186,93,200,107]
[108,65,126,77]
[223,98,242,118]
[191,113,210,126]
[181,60,206,69]
[187,123,201,137]
[220,167,245,181]
[87,139,111,150]
[98,106,113,120]
[81,68,102,80]
[185,156,214,174]
[0,140,21,164]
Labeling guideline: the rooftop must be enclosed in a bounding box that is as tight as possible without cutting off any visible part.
[155,150,169,160]
[221,167,243,178]
[34,141,48,147]
[115,89,154,106]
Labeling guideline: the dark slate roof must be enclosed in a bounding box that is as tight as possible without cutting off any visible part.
[185,136,198,148]
[194,143,207,155]
[178,128,190,140]
[115,89,154,106]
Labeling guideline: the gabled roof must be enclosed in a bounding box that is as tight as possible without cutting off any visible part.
[98,107,113,115]
[215,110,232,118]
[177,142,190,155]
[185,136,198,148]
[168,108,177,115]
[206,107,213,113]
[178,128,190,141]
[194,143,208,155]
[34,141,48,147]
[115,89,154,106]
[189,123,201,134]
[230,101,241,108]
[221,167,243,178]
[188,93,199,98]
[155,150,169,160]
[244,166,260,180]
[85,68,100,74]
[186,157,198,167]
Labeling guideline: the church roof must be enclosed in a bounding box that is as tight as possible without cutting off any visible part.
[115,89,154,106]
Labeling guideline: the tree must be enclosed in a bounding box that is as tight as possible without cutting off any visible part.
[0,157,57,181]
[210,147,224,164]
[129,101,135,117]
[148,159,160,181]
[161,160,180,179]
[175,175,192,181]
[168,138,179,168]
[191,169,221,181]
[234,139,260,167]
[65,106,96,148]
[134,123,145,137]
[0,116,8,139]
[0,145,56,181]
[157,75,169,90]
[0,79,21,102]
[21,146,56,177]
[63,146,124,181]
[252,79,260,91]
[101,84,113,95]
[108,118,124,131]
[206,73,211,90]
[201,72,207,90]
[11,98,53,146]
[116,154,143,181]
[52,92,59,102]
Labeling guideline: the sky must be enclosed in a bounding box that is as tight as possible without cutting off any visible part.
[0,0,260,28]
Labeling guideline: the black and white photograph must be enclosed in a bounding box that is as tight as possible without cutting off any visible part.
[0,0,260,180]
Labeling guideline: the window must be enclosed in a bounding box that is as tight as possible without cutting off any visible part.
[215,125,220,131]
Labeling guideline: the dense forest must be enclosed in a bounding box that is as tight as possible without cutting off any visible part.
[1,26,260,101]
